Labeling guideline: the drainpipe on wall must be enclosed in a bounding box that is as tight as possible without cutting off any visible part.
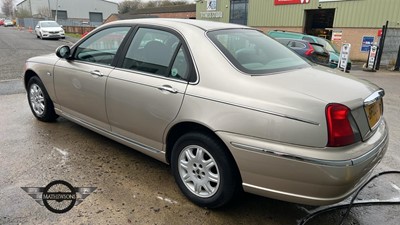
[55,0,59,21]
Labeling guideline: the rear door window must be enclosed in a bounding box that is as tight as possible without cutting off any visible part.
[121,28,190,81]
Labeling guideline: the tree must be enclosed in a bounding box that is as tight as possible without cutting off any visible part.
[37,6,51,18]
[118,0,190,14]
[118,0,142,14]
[1,0,14,17]
[15,8,31,18]
[143,1,189,8]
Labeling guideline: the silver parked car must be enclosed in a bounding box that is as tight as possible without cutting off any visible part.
[24,19,388,208]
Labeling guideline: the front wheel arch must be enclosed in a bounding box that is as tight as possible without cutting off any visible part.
[26,75,58,122]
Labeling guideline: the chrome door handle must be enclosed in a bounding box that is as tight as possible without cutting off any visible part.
[157,85,178,94]
[90,70,104,77]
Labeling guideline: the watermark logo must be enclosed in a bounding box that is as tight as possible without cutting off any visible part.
[21,180,96,213]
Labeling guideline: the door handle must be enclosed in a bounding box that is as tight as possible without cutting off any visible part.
[157,85,178,94]
[90,70,104,77]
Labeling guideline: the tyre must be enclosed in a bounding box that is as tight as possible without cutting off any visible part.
[27,76,58,122]
[171,132,241,208]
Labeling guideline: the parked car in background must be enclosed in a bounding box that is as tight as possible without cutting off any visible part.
[268,30,352,71]
[275,38,330,67]
[24,19,387,208]
[3,19,13,27]
[35,20,65,40]
[0,19,4,26]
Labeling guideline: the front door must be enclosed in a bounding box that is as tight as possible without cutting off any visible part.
[54,26,131,129]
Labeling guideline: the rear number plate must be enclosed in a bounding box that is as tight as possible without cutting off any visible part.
[365,98,382,129]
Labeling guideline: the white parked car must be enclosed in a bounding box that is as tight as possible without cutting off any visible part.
[4,19,13,27]
[35,21,65,40]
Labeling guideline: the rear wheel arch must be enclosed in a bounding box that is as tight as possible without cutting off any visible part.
[165,122,241,178]
[167,123,243,207]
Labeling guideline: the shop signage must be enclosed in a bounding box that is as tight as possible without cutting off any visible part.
[361,36,374,52]
[274,0,310,5]
[207,0,217,11]
[338,43,351,72]
[377,29,383,37]
[200,11,223,18]
[331,30,342,41]
[368,45,378,69]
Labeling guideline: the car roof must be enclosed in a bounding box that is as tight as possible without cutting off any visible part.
[39,20,58,23]
[276,38,309,43]
[268,30,317,40]
[105,18,250,32]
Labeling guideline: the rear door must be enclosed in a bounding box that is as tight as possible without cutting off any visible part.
[106,27,194,150]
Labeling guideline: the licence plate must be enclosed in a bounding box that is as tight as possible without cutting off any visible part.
[364,98,382,129]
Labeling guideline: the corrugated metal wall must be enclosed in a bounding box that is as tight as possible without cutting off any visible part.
[197,0,400,29]
[321,0,400,28]
[248,0,318,27]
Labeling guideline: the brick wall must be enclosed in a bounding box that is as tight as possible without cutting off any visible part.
[331,28,380,62]
[105,14,120,24]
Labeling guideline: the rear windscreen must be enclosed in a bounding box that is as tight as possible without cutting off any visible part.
[208,29,309,74]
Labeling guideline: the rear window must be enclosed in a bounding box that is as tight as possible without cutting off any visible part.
[310,43,326,53]
[207,29,309,74]
[316,38,339,53]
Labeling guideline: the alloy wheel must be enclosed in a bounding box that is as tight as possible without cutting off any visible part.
[178,145,220,198]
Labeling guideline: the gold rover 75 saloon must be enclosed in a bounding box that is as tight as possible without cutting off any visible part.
[24,19,388,208]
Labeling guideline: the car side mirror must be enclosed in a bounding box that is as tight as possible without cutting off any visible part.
[56,45,71,59]
[60,25,63,28]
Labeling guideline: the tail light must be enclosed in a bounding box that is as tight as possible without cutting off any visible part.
[326,104,361,147]
[305,43,314,56]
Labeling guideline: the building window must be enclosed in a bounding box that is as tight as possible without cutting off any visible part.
[52,10,68,20]
[229,0,248,25]
[89,12,103,24]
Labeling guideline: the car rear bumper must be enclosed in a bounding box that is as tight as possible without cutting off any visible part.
[218,119,388,205]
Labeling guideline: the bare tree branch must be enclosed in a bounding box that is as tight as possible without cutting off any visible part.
[1,0,14,17]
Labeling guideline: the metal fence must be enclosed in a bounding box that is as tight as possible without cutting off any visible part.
[381,28,400,67]
[16,17,100,27]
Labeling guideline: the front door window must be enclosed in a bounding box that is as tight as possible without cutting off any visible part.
[74,27,130,66]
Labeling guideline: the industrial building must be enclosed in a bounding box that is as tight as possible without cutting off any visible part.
[16,0,118,25]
